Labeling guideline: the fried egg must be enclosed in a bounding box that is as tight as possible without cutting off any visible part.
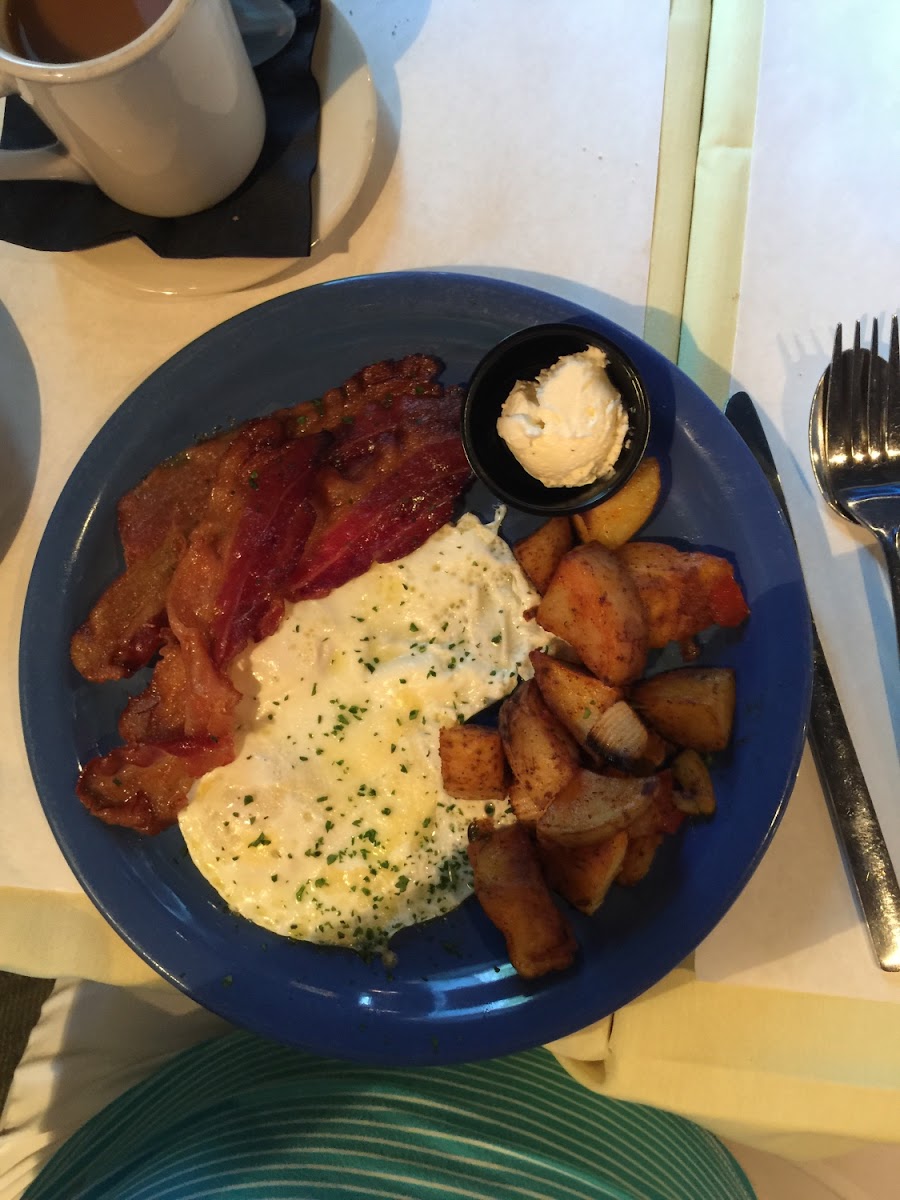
[179,513,550,953]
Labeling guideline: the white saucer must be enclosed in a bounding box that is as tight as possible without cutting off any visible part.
[59,1,376,298]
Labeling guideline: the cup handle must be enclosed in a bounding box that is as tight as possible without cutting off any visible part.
[0,76,92,183]
[230,0,296,65]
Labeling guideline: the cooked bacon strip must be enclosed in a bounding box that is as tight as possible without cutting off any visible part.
[77,736,235,836]
[75,357,472,834]
[117,435,236,565]
[70,435,236,683]
[109,418,299,748]
[69,535,186,683]
[103,559,241,752]
[287,384,468,598]
[325,391,448,476]
[280,354,446,437]
[617,541,749,649]
[289,434,472,600]
[72,358,447,685]
[210,434,326,666]
[118,637,190,744]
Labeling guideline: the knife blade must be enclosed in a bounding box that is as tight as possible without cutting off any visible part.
[725,391,900,971]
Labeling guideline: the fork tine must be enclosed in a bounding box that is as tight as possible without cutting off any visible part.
[823,322,848,466]
[868,317,880,458]
[888,315,900,459]
[849,320,866,460]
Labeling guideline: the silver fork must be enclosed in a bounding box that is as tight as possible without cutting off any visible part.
[810,317,900,654]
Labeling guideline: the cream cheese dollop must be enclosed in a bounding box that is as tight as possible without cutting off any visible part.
[497,346,629,488]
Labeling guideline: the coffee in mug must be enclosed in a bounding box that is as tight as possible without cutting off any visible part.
[5,0,173,64]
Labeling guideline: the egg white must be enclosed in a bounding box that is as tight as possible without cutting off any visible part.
[179,513,550,952]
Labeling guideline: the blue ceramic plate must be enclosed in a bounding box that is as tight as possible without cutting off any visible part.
[20,272,812,1065]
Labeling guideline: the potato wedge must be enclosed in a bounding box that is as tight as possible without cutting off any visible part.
[572,456,661,548]
[538,829,629,915]
[499,681,579,824]
[617,541,749,650]
[467,821,577,978]
[536,544,648,685]
[512,517,574,594]
[617,833,662,886]
[537,770,665,847]
[530,653,658,772]
[529,649,621,744]
[630,666,736,752]
[672,748,717,816]
[439,724,509,802]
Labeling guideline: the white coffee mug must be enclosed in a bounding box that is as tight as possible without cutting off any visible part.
[0,0,267,218]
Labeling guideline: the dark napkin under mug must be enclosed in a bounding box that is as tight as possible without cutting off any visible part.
[0,0,321,259]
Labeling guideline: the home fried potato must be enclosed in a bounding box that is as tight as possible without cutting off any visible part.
[572,457,662,549]
[439,724,509,802]
[536,544,648,686]
[529,649,621,744]
[617,541,749,650]
[613,773,683,885]
[630,666,736,752]
[530,651,657,771]
[538,829,629,915]
[624,770,684,838]
[671,747,717,816]
[512,517,574,594]
[467,820,577,978]
[499,681,579,824]
[536,770,665,847]
[466,490,749,972]
[616,833,662,886]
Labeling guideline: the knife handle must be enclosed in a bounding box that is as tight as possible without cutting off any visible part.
[807,628,900,970]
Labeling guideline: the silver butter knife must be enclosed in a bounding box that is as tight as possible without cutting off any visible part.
[725,391,900,971]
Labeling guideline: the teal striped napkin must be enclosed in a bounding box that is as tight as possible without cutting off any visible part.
[24,1033,756,1199]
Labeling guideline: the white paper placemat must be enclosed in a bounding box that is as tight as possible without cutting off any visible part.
[695,0,900,1004]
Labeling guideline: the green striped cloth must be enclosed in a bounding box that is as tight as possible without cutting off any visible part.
[23,1033,755,1199]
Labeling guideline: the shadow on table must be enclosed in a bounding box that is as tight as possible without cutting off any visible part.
[677,323,733,407]
[256,0,434,293]
[0,303,40,562]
